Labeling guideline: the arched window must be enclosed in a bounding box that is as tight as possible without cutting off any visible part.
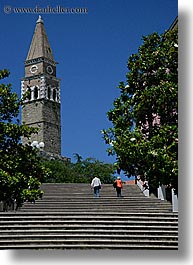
[34,86,39,100]
[47,87,51,99]
[27,86,32,100]
[53,89,56,101]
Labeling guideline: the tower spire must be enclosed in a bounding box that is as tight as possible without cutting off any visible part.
[26,16,55,63]
[36,15,43,23]
[21,16,61,155]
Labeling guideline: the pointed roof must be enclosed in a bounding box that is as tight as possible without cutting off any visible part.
[26,16,55,62]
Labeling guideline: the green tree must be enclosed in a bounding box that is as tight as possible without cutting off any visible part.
[72,156,115,184]
[42,154,115,184]
[0,70,49,210]
[42,159,74,183]
[73,153,83,163]
[102,29,178,194]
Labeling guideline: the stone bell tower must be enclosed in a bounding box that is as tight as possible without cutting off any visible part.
[21,16,61,155]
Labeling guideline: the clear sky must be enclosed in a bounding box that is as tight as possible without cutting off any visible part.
[0,0,177,179]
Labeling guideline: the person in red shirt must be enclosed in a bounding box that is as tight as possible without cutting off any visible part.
[114,176,123,197]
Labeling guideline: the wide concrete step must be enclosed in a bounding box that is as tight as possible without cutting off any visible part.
[19,208,172,212]
[0,218,178,225]
[27,197,167,203]
[0,212,178,220]
[19,183,172,213]
[0,228,178,235]
[0,237,178,244]
[0,183,177,250]
[0,213,178,234]
[19,205,172,213]
[39,183,145,197]
[0,244,178,250]
[22,202,171,208]
[0,224,178,249]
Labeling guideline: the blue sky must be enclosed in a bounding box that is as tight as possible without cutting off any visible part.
[0,0,177,179]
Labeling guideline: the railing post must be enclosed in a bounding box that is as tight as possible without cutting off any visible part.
[172,188,178,212]
[157,184,166,200]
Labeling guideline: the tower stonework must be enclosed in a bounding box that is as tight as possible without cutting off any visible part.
[21,16,61,155]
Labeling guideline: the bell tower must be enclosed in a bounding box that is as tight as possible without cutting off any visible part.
[21,16,61,155]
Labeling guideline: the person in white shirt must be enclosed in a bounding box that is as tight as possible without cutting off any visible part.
[91,176,101,198]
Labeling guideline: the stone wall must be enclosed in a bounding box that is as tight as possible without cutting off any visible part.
[22,99,61,155]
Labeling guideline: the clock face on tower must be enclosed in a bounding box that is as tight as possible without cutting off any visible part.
[30,65,38,74]
[46,65,54,74]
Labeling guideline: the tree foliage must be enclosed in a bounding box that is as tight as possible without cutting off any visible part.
[43,154,115,184]
[0,70,49,209]
[102,29,178,193]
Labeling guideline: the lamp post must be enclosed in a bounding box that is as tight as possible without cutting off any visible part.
[31,141,45,149]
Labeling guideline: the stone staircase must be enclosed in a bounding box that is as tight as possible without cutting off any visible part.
[0,183,178,250]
